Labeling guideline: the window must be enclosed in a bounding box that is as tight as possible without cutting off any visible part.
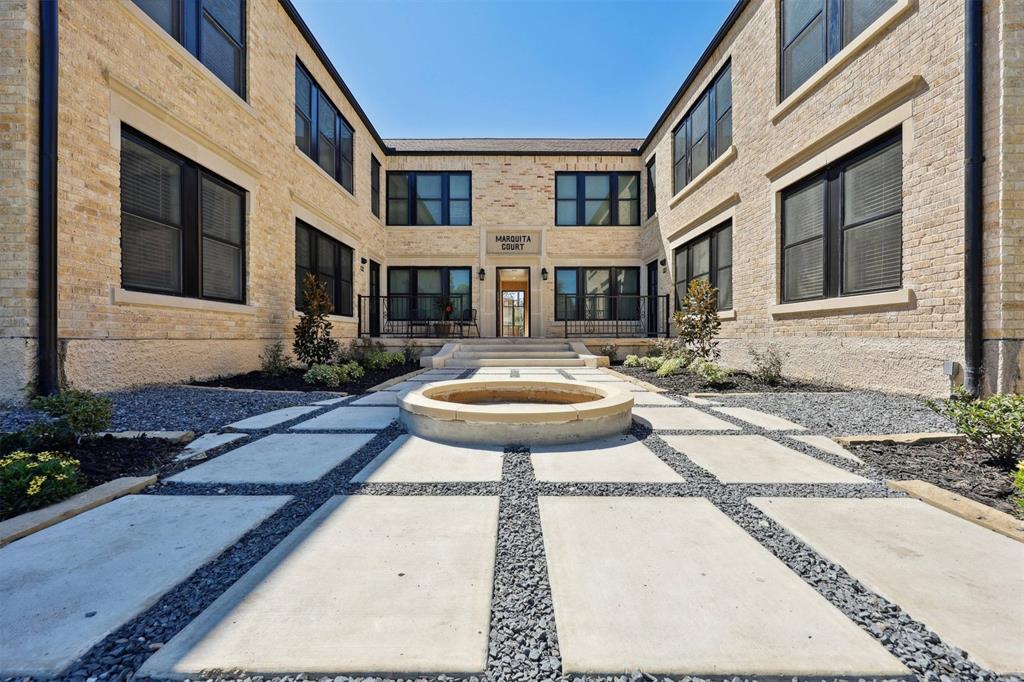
[673,63,732,194]
[554,173,640,226]
[674,222,732,312]
[386,172,472,226]
[132,0,245,97]
[120,127,245,303]
[780,0,897,100]
[295,61,355,193]
[646,157,657,218]
[781,131,902,302]
[554,267,641,320]
[370,156,381,218]
[295,221,353,316]
[387,267,472,321]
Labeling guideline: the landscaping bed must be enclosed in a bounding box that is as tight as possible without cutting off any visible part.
[189,361,419,394]
[72,435,184,487]
[850,439,1022,518]
[615,365,838,393]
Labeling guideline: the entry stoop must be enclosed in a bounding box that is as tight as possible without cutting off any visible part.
[421,339,608,369]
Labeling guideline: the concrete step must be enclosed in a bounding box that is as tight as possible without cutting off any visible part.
[457,344,572,353]
[445,358,587,367]
[452,351,579,360]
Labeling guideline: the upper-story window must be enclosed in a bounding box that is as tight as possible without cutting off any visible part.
[672,62,731,194]
[120,127,246,303]
[295,220,354,316]
[781,131,902,302]
[781,0,897,100]
[674,221,732,312]
[555,172,640,226]
[646,157,657,219]
[295,61,355,193]
[132,0,246,98]
[386,172,471,226]
[370,156,381,218]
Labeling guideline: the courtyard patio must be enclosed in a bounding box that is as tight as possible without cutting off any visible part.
[0,367,1021,682]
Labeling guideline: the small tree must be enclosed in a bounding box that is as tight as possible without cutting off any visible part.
[673,279,721,361]
[293,273,339,366]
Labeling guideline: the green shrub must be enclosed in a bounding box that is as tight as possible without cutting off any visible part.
[260,341,291,377]
[303,361,366,388]
[599,344,618,364]
[927,388,1024,463]
[1014,462,1024,513]
[656,357,685,377]
[30,389,112,441]
[749,345,788,385]
[362,350,405,370]
[0,451,82,520]
[623,354,641,368]
[293,273,339,366]
[689,358,734,386]
[672,279,721,361]
[402,339,422,363]
[639,356,666,372]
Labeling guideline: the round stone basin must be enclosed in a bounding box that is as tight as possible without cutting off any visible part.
[398,378,634,446]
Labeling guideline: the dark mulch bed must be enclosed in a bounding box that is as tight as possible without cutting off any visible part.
[72,435,185,487]
[190,362,419,394]
[615,365,839,393]
[850,440,1022,518]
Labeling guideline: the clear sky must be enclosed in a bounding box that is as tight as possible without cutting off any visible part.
[290,0,736,140]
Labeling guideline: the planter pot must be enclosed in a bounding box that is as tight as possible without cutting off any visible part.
[433,322,452,337]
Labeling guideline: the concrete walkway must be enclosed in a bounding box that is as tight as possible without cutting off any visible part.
[1,367,1021,681]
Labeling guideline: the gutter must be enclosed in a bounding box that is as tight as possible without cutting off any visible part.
[37,0,59,395]
[963,0,984,396]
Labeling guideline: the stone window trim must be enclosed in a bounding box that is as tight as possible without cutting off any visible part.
[294,145,359,208]
[119,0,252,112]
[669,145,737,209]
[769,287,915,319]
[112,286,256,315]
[672,61,732,195]
[771,0,915,124]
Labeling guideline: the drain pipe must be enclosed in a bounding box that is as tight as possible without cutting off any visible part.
[963,0,984,397]
[37,0,59,395]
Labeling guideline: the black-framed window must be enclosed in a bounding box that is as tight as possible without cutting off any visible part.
[554,267,641,321]
[646,157,657,219]
[132,0,246,97]
[387,266,472,321]
[386,172,471,226]
[781,131,902,303]
[120,127,245,303]
[295,221,354,316]
[781,0,896,100]
[673,222,732,312]
[555,172,640,226]
[673,62,732,194]
[370,156,381,218]
[295,61,355,193]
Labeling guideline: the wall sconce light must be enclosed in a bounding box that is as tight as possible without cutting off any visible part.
[541,267,549,281]
[360,257,368,265]
[659,258,667,266]
[478,268,486,281]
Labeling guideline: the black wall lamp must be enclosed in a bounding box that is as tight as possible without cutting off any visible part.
[540,267,549,281]
[478,268,486,281]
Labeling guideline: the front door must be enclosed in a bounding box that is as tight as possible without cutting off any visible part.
[646,260,659,336]
[368,260,380,336]
[496,267,530,337]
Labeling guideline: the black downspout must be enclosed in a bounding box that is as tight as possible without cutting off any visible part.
[38,0,59,396]
[963,0,984,397]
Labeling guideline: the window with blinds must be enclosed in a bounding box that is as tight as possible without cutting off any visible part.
[120,128,246,303]
[295,221,354,316]
[295,61,355,193]
[673,222,732,312]
[672,62,731,194]
[781,131,902,302]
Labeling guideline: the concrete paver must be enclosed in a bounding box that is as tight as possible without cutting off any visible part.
[531,436,684,483]
[661,435,868,483]
[175,433,248,461]
[632,407,741,431]
[630,391,680,406]
[0,495,289,677]
[168,433,375,484]
[752,497,1024,674]
[352,434,503,482]
[139,495,499,677]
[711,406,806,431]
[289,406,398,431]
[538,496,907,676]
[350,391,400,406]
[226,406,320,430]
[789,434,864,463]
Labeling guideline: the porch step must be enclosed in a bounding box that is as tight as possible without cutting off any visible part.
[457,343,572,353]
[452,351,579,360]
[445,358,587,368]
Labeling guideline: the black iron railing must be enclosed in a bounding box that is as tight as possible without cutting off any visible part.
[357,294,478,338]
[556,294,670,338]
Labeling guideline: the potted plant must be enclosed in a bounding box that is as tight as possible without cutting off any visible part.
[433,299,455,337]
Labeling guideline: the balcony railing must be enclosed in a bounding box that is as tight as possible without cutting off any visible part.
[357,294,477,338]
[557,294,670,338]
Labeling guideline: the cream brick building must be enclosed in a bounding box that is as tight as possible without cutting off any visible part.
[1,0,1020,401]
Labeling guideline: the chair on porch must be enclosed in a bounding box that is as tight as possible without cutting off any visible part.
[456,308,480,337]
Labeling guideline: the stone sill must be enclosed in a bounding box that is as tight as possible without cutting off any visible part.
[718,309,736,321]
[291,310,357,324]
[669,145,737,209]
[771,0,915,124]
[294,147,359,208]
[769,288,914,319]
[113,287,256,315]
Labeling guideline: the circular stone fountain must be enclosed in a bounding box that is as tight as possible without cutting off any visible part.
[398,378,634,446]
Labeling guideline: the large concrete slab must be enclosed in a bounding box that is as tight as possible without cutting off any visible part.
[226,406,320,430]
[630,391,680,406]
[538,496,907,676]
[711,406,806,431]
[290,406,398,430]
[352,434,503,482]
[168,433,374,484]
[661,435,868,483]
[350,391,400,406]
[0,495,289,677]
[632,407,740,431]
[790,434,863,463]
[175,432,248,461]
[532,435,684,483]
[752,497,1024,674]
[139,495,499,677]
[382,381,425,393]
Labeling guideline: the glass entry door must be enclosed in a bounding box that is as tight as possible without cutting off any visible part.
[501,290,526,337]
[496,267,530,337]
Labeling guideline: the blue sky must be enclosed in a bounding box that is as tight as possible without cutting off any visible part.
[290,0,736,139]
